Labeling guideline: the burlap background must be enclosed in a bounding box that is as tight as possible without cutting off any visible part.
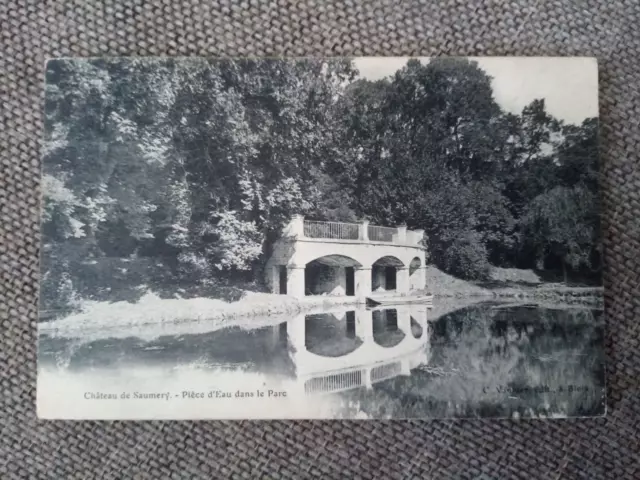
[1,1,639,478]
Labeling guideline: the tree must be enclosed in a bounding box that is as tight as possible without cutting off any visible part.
[337,58,510,279]
[520,185,598,281]
[167,58,358,276]
[41,58,361,309]
[501,100,563,217]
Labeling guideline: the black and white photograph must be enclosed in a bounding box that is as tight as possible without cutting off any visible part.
[37,56,605,419]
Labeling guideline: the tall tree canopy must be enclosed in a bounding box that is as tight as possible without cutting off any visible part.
[41,58,601,311]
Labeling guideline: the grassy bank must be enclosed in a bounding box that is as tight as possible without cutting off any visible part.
[39,291,363,339]
[425,266,603,306]
[40,266,603,339]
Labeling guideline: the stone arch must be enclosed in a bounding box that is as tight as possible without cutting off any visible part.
[304,311,362,357]
[306,254,363,268]
[305,255,362,296]
[372,255,405,267]
[372,309,406,347]
[409,256,421,273]
[410,316,423,338]
[371,255,405,292]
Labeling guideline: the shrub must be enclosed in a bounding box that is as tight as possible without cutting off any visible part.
[439,232,490,280]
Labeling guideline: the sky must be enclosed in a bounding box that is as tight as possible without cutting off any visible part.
[352,57,598,125]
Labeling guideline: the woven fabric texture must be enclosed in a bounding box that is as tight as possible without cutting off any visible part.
[1,1,639,478]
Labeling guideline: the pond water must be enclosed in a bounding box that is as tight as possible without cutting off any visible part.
[38,301,606,419]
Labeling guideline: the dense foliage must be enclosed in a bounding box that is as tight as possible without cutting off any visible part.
[41,58,600,310]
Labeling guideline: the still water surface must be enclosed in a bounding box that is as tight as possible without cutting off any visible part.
[39,301,605,418]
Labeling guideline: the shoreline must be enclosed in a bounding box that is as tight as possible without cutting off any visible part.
[433,285,603,303]
[39,284,604,342]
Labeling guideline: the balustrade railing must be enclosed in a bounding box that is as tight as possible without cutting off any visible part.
[370,362,402,383]
[368,225,398,243]
[303,361,407,394]
[299,219,421,245]
[304,370,364,394]
[303,220,359,240]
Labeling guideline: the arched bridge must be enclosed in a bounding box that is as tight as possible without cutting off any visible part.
[266,215,428,301]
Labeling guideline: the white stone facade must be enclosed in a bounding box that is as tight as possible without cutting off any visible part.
[265,215,428,301]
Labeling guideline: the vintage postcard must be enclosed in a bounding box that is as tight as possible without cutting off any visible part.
[38,57,605,419]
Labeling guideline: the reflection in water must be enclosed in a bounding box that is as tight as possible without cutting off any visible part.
[372,309,405,348]
[304,312,363,357]
[38,301,605,418]
[39,324,296,377]
[340,303,605,418]
[410,317,423,339]
[288,306,430,396]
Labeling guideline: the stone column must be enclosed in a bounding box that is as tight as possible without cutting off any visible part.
[417,266,427,290]
[397,267,410,294]
[413,229,424,245]
[267,324,280,351]
[287,314,307,353]
[397,307,411,334]
[363,368,373,389]
[359,220,369,241]
[286,266,306,298]
[410,266,426,291]
[289,214,305,238]
[271,265,280,294]
[355,309,374,343]
[354,267,372,302]
[419,250,428,290]
[397,224,407,243]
